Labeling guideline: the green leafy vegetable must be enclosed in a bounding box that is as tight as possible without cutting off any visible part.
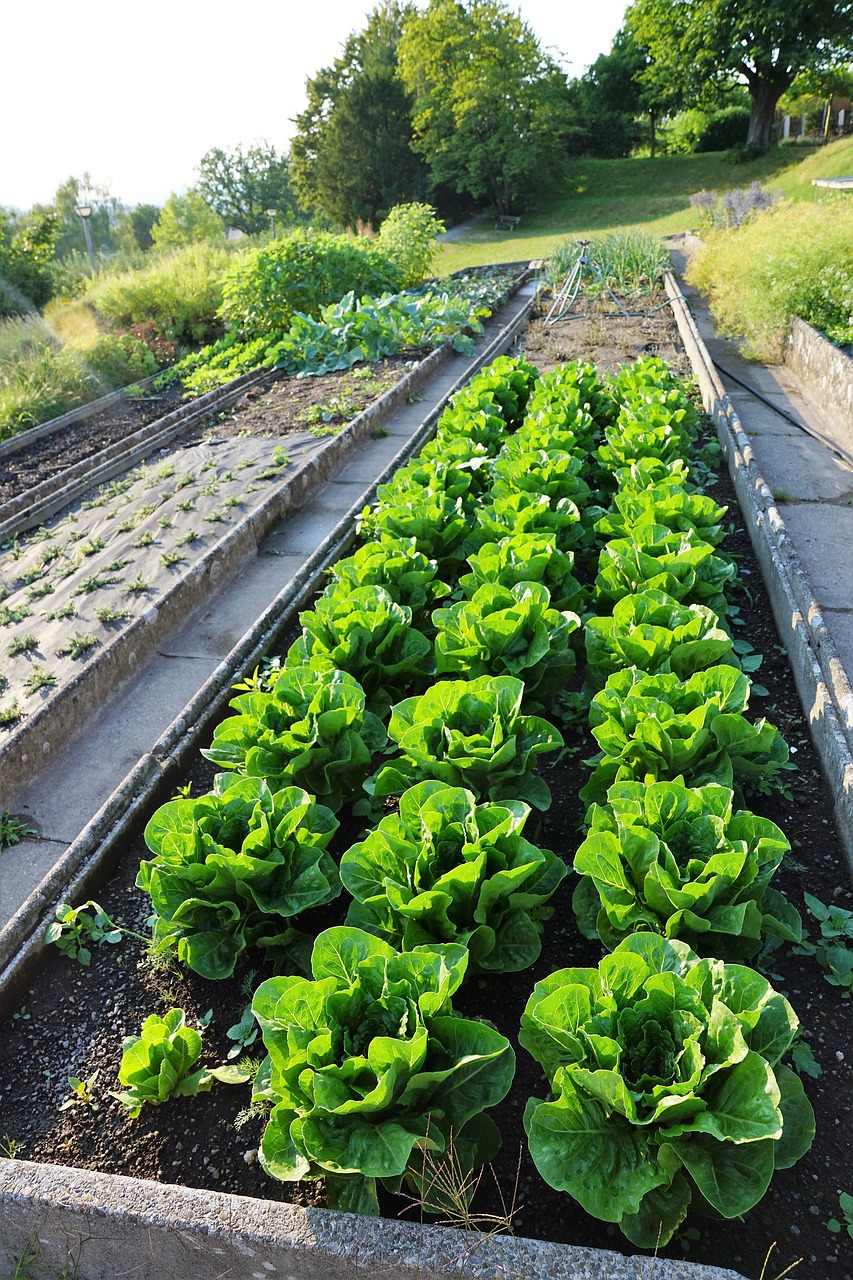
[585,589,734,690]
[251,926,515,1213]
[367,675,563,811]
[202,667,386,812]
[521,934,814,1246]
[573,779,802,958]
[594,525,736,617]
[459,534,586,618]
[111,1009,249,1118]
[341,781,567,971]
[138,776,340,979]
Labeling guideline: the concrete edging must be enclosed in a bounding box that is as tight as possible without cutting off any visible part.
[665,271,853,880]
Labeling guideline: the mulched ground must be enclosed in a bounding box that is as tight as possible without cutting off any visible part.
[0,293,850,1280]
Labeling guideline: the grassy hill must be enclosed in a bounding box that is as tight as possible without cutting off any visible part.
[438,137,853,273]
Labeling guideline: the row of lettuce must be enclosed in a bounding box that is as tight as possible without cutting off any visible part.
[127,353,814,1242]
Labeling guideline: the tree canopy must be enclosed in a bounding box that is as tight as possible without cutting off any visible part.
[151,190,224,250]
[290,2,427,228]
[627,0,853,149]
[196,143,299,235]
[397,0,573,215]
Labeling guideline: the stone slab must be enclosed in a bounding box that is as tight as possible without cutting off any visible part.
[161,556,305,659]
[825,610,853,695]
[735,425,853,502]
[0,839,64,919]
[776,503,853,610]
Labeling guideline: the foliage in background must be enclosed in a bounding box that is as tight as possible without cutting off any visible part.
[0,316,104,438]
[0,209,60,316]
[83,241,232,346]
[687,200,853,357]
[196,142,301,235]
[545,231,669,297]
[688,182,780,229]
[219,229,401,341]
[398,0,573,215]
[377,203,445,285]
[290,2,428,228]
[150,190,224,250]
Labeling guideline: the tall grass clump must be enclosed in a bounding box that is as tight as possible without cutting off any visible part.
[546,230,669,296]
[83,242,233,347]
[687,201,853,360]
[0,316,104,440]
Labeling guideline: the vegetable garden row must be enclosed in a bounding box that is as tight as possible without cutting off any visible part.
[43,351,819,1260]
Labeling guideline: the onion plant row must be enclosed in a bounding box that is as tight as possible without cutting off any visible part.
[54,351,814,1240]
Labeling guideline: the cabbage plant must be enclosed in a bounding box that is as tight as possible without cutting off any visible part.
[366,675,563,811]
[138,776,340,979]
[582,664,791,805]
[252,927,515,1214]
[341,781,567,971]
[433,581,579,713]
[584,589,734,690]
[521,934,814,1247]
[202,667,386,812]
[573,779,802,957]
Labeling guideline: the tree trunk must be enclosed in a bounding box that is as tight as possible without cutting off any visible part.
[746,79,783,149]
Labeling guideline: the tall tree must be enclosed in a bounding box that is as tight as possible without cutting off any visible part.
[151,191,223,249]
[290,3,426,228]
[627,0,853,149]
[0,208,59,315]
[196,143,299,235]
[398,0,572,216]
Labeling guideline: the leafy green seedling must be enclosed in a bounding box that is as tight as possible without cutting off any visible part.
[109,1008,250,1118]
[44,900,150,966]
[59,1071,100,1111]
[0,811,36,851]
[797,893,853,996]
[827,1192,853,1239]
[225,1004,259,1059]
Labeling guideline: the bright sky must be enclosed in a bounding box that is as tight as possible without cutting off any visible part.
[2,0,629,212]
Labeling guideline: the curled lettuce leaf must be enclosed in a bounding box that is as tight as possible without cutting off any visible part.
[521,934,814,1246]
[341,780,567,971]
[573,779,802,958]
[252,926,515,1212]
[585,589,734,690]
[594,524,736,617]
[325,537,450,618]
[460,534,587,618]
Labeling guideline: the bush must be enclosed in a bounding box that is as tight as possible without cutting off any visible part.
[84,333,158,387]
[687,201,853,358]
[220,229,402,340]
[694,107,751,152]
[83,242,233,346]
[377,203,445,286]
[0,316,103,438]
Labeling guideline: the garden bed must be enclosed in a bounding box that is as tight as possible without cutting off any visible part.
[1,295,851,1280]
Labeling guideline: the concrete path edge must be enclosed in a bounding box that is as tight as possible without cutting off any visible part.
[665,272,853,882]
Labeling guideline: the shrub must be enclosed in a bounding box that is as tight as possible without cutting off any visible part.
[688,201,853,358]
[0,316,103,438]
[694,106,752,152]
[377,203,445,286]
[84,242,232,346]
[84,333,157,387]
[220,229,402,340]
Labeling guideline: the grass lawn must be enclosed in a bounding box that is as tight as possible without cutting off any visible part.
[437,137,853,273]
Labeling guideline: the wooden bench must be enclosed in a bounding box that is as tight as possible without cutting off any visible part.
[494,214,521,230]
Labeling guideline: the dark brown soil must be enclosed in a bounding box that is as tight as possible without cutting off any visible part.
[0,296,850,1280]
[0,359,418,514]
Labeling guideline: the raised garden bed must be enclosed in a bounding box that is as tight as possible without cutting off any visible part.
[1,295,851,1280]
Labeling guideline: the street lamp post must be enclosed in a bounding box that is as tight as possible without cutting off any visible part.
[266,208,277,238]
[75,205,96,274]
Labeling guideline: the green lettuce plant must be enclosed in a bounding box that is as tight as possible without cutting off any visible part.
[459,534,586,618]
[595,485,727,546]
[341,781,567,971]
[524,359,612,435]
[521,934,814,1247]
[594,525,736,617]
[573,779,802,958]
[111,1009,249,1118]
[202,667,386,812]
[585,589,734,690]
[284,586,433,715]
[357,491,469,575]
[251,927,515,1214]
[582,664,792,806]
[138,776,340,979]
[433,581,579,714]
[324,538,450,622]
[489,447,593,513]
[468,491,583,557]
[366,675,564,811]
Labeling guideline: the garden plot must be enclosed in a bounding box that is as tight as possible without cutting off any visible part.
[0,316,851,1280]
